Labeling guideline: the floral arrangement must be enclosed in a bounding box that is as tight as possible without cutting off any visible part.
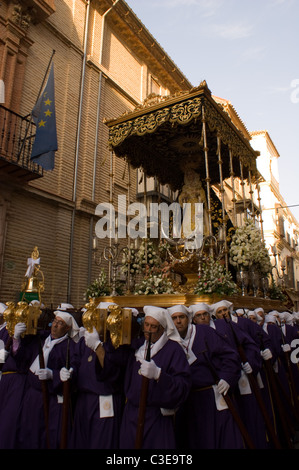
[120,239,162,277]
[134,240,176,295]
[229,220,272,275]
[268,278,287,302]
[135,239,162,270]
[134,272,174,295]
[120,239,175,295]
[84,268,110,300]
[194,257,238,296]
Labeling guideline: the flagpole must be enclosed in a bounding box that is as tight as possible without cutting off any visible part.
[34,49,56,108]
[17,49,56,160]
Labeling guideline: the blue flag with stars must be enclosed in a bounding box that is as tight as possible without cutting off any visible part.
[30,63,58,170]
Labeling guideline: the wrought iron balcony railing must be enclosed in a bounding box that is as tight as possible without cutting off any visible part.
[0,105,43,181]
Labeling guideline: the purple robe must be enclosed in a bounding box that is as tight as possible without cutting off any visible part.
[14,332,76,449]
[234,316,273,352]
[213,319,269,449]
[281,323,299,394]
[263,322,296,443]
[282,323,299,344]
[263,323,291,395]
[118,337,191,449]
[213,319,262,374]
[69,337,125,449]
[0,326,28,449]
[230,316,279,443]
[0,323,9,345]
[176,324,244,449]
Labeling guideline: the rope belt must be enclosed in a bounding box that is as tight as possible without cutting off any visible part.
[1,371,17,375]
[192,385,213,392]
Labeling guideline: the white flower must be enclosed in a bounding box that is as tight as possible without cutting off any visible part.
[195,256,238,296]
[84,268,110,300]
[134,271,174,295]
[229,220,271,274]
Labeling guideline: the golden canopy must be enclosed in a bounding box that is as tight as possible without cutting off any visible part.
[104,81,260,192]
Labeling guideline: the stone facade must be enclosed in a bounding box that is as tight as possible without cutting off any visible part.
[251,130,299,308]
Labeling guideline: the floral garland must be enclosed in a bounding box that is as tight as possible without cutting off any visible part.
[229,220,272,275]
[194,257,238,296]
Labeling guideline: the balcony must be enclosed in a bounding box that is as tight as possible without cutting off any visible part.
[0,105,43,182]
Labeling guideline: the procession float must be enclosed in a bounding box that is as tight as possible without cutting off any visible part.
[2,82,290,346]
[84,80,289,324]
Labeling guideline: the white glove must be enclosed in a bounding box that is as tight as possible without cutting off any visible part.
[84,327,102,351]
[139,359,161,381]
[242,362,253,374]
[282,344,291,352]
[37,368,53,381]
[60,367,73,382]
[0,349,9,363]
[13,322,27,339]
[217,379,230,396]
[261,348,273,360]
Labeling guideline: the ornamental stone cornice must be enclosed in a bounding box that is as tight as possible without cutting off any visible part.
[21,0,55,24]
[4,0,55,28]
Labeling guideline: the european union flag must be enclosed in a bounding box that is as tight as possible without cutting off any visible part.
[30,63,58,170]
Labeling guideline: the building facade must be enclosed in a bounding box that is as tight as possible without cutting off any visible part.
[251,130,299,308]
[0,0,192,308]
[1,0,296,311]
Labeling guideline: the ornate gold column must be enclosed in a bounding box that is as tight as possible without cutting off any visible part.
[126,161,131,291]
[202,106,213,238]
[256,181,264,241]
[127,161,131,208]
[239,161,247,217]
[229,146,237,226]
[217,134,228,268]
[248,170,255,218]
[143,170,148,262]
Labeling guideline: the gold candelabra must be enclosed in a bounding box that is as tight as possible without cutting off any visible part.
[92,237,129,295]
[270,244,286,287]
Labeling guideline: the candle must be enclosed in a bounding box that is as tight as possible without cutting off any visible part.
[115,217,118,244]
[93,236,97,251]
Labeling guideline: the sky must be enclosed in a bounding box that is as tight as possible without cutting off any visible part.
[125,0,299,220]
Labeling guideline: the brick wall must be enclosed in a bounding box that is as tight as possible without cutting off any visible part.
[0,0,188,307]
